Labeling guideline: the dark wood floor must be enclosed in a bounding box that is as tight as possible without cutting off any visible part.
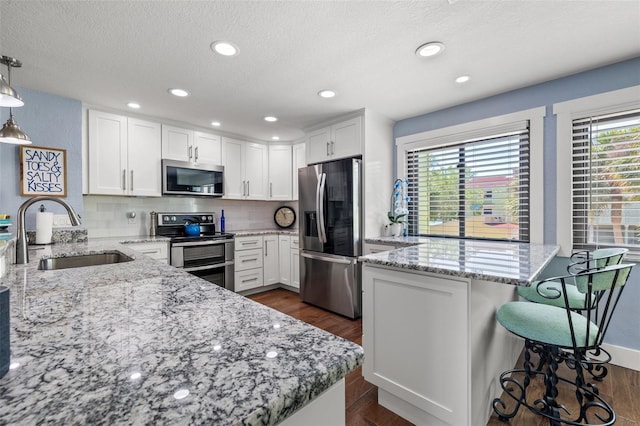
[248,288,640,426]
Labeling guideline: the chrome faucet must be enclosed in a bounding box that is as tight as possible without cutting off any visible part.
[15,196,81,264]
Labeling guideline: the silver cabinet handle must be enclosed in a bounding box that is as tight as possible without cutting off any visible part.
[122,169,126,191]
[194,146,199,161]
[247,181,250,196]
[326,141,330,156]
[188,145,193,159]
[270,182,273,198]
[130,170,134,191]
[242,181,246,196]
[330,141,335,155]
[264,240,268,257]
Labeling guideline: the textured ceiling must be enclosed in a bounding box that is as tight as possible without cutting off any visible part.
[1,1,639,142]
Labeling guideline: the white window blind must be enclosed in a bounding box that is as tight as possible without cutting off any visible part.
[406,124,530,241]
[572,109,640,255]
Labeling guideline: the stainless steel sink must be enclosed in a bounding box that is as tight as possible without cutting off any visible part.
[38,251,134,270]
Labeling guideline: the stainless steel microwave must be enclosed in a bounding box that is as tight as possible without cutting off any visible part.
[162,159,224,197]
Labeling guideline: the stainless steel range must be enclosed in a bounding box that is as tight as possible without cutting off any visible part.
[155,212,234,290]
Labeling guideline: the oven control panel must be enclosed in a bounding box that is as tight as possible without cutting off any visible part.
[157,212,217,226]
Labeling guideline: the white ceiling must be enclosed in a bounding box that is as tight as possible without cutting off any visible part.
[1,1,639,142]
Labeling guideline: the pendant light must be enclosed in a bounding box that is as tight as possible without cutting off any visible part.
[0,55,30,145]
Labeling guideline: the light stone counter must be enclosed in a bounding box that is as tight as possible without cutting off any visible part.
[231,229,298,237]
[361,236,559,285]
[0,240,362,425]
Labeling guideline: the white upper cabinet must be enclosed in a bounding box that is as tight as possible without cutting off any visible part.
[292,142,306,200]
[161,125,193,161]
[306,116,362,164]
[161,125,222,164]
[268,145,292,200]
[193,131,222,164]
[221,137,268,200]
[88,110,161,196]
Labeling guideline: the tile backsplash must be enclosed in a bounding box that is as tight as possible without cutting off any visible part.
[82,195,298,238]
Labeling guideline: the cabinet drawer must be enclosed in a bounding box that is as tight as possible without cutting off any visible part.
[235,268,264,291]
[290,237,299,249]
[125,242,168,262]
[235,236,264,250]
[235,248,263,271]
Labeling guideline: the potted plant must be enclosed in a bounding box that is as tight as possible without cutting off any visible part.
[387,211,406,236]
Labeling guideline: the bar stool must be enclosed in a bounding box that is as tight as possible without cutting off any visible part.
[493,263,634,426]
[515,248,628,380]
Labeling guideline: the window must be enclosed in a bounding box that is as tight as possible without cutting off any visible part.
[555,85,640,258]
[405,125,530,241]
[571,109,640,253]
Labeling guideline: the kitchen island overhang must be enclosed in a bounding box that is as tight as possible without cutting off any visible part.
[0,241,363,425]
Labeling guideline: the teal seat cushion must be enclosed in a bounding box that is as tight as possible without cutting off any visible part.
[497,301,599,348]
[517,281,596,309]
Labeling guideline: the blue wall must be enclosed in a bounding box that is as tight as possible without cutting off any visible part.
[0,87,83,231]
[394,57,640,351]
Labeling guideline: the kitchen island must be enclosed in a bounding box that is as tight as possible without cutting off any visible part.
[0,240,362,425]
[359,237,558,426]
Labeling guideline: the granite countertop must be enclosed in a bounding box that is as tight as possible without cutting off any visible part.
[0,240,362,425]
[360,236,559,285]
[232,229,298,237]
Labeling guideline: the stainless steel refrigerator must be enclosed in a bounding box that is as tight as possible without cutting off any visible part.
[298,157,362,319]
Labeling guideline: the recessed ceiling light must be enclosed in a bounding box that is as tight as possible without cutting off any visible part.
[168,88,189,97]
[318,89,336,98]
[264,116,278,122]
[455,75,471,84]
[272,136,280,140]
[415,42,445,58]
[127,102,141,109]
[211,121,221,127]
[211,41,239,56]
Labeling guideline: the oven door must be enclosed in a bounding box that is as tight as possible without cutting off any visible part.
[170,240,235,290]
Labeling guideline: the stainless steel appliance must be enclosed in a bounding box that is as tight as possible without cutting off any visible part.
[156,212,234,290]
[298,157,362,319]
[162,160,224,197]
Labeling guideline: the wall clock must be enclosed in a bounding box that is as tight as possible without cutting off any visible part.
[274,206,296,228]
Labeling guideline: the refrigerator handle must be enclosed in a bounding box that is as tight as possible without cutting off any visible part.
[318,172,327,243]
[301,251,353,265]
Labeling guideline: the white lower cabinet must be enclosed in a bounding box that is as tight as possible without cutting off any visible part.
[278,235,291,286]
[123,241,168,264]
[234,234,300,293]
[263,235,279,286]
[362,263,523,426]
[235,236,264,291]
[290,237,300,289]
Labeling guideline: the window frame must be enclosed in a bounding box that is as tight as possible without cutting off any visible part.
[554,85,640,258]
[396,107,545,244]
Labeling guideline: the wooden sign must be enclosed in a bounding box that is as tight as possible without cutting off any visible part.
[20,145,67,197]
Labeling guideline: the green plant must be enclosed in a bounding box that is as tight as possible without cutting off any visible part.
[388,211,407,224]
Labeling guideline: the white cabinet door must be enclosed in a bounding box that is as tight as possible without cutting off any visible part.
[362,265,469,426]
[193,131,221,164]
[331,116,362,160]
[268,145,292,200]
[263,235,279,286]
[88,110,128,195]
[278,235,291,285]
[161,125,194,161]
[292,142,306,200]
[127,118,161,196]
[244,142,268,200]
[306,126,331,164]
[291,247,300,289]
[222,137,245,199]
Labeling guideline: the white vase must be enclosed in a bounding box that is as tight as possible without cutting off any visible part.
[390,223,402,237]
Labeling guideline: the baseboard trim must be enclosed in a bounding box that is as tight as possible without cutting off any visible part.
[601,343,640,371]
